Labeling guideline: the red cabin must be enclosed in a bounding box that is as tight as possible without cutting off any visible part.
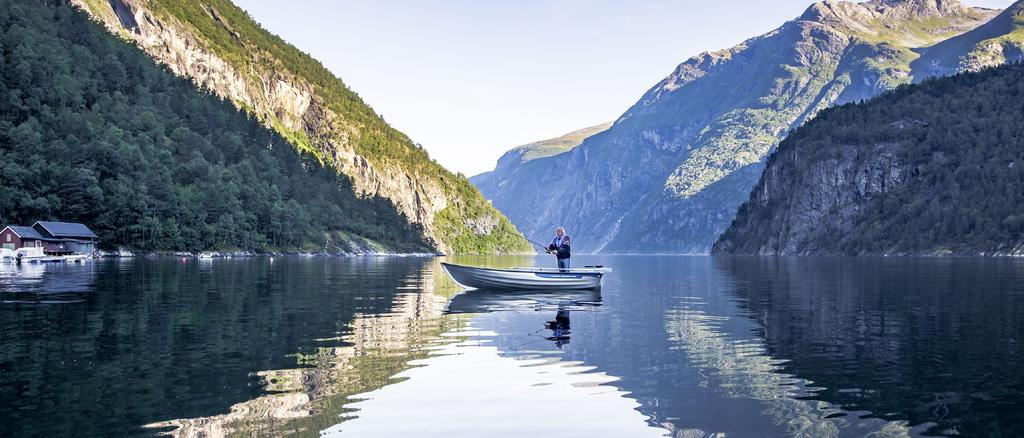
[1,222,97,255]
[1,225,46,251]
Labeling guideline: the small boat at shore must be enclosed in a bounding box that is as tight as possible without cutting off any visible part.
[8,247,92,264]
[441,262,608,291]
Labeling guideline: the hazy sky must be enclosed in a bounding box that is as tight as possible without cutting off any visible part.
[234,0,1015,175]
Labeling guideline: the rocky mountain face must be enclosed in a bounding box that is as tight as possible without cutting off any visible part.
[913,0,1024,77]
[73,0,529,254]
[712,62,1024,256]
[470,122,611,200]
[474,0,1002,254]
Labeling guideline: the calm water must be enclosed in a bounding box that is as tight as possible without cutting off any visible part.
[1,256,1023,437]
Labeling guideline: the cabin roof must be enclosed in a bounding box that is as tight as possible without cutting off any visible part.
[4,225,46,240]
[33,221,97,239]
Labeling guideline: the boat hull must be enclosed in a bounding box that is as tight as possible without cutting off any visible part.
[441,263,603,290]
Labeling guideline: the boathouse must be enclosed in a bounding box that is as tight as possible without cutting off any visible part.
[0,221,97,255]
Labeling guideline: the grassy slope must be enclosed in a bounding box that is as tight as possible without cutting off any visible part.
[123,0,530,254]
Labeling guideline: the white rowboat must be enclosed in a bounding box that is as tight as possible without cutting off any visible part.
[441,263,607,290]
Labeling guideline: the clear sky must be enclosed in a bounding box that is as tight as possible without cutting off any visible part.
[234,0,1015,176]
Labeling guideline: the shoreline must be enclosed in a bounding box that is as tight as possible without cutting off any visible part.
[92,250,1024,259]
[92,249,445,259]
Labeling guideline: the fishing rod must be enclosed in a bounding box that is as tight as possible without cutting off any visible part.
[524,237,554,254]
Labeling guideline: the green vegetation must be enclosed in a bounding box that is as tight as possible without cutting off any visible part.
[145,0,428,165]
[852,15,989,47]
[108,0,529,254]
[0,0,428,252]
[717,62,1024,255]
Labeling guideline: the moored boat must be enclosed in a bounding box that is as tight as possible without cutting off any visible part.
[10,247,92,263]
[441,262,608,290]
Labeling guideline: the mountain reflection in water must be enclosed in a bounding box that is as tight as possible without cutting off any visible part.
[715,256,1024,436]
[2,256,1022,437]
[142,260,464,437]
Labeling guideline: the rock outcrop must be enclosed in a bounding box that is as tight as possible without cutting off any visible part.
[474,0,1002,254]
[73,0,529,254]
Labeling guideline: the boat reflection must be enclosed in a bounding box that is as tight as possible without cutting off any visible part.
[445,288,600,351]
[444,288,601,314]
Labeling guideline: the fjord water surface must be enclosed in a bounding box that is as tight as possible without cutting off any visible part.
[1,256,1022,436]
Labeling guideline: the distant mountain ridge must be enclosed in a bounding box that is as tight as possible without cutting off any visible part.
[74,0,530,254]
[473,0,1019,254]
[713,62,1024,256]
[913,0,1024,77]
[470,122,611,199]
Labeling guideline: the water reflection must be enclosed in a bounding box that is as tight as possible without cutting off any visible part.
[445,288,601,351]
[714,256,1024,436]
[444,288,601,314]
[325,327,666,438]
[144,260,463,437]
[0,261,96,303]
[327,281,664,437]
[663,295,910,437]
[3,256,1022,437]
[545,307,572,349]
[140,259,663,437]
[0,256,452,437]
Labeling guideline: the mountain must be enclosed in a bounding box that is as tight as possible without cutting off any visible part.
[72,0,530,254]
[913,0,1024,77]
[0,0,431,253]
[712,62,1024,256]
[473,0,1001,254]
[470,122,611,199]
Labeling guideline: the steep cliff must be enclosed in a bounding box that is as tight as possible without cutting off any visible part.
[476,0,999,254]
[713,63,1024,256]
[470,122,611,199]
[72,0,530,254]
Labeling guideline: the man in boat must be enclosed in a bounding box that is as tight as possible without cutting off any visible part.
[547,227,571,270]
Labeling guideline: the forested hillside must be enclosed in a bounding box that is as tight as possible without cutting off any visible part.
[73,0,530,254]
[713,63,1024,256]
[0,0,428,253]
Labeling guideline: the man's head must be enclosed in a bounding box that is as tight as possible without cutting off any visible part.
[555,227,565,237]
